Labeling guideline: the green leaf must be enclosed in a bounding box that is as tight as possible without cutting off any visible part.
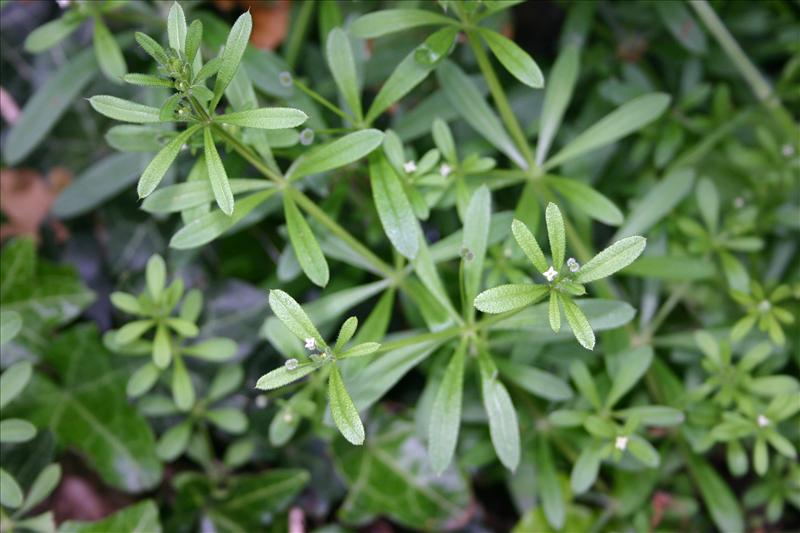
[115,319,155,345]
[0,419,36,443]
[0,468,23,508]
[215,107,308,129]
[544,93,671,169]
[534,438,565,530]
[0,311,22,346]
[512,219,548,272]
[687,455,744,532]
[142,179,271,213]
[570,360,601,409]
[185,19,203,64]
[53,152,146,219]
[478,28,543,88]
[349,9,455,39]
[19,463,61,515]
[153,324,172,369]
[548,291,561,332]
[437,61,526,168]
[284,193,330,287]
[16,325,162,491]
[183,338,238,362]
[545,203,566,269]
[255,362,315,390]
[59,500,161,533]
[0,361,32,409]
[334,317,358,353]
[616,406,684,427]
[547,176,623,226]
[206,408,248,434]
[620,255,716,280]
[93,17,127,81]
[536,45,580,165]
[571,445,603,494]
[338,342,381,359]
[172,357,194,412]
[24,15,83,53]
[4,48,96,164]
[432,118,456,162]
[496,359,572,401]
[89,95,162,123]
[169,189,277,249]
[462,186,491,307]
[574,236,646,283]
[138,125,203,198]
[479,352,520,471]
[135,32,168,65]
[126,363,160,398]
[203,127,234,215]
[696,177,719,233]
[369,153,419,259]
[167,2,187,52]
[613,169,695,239]
[428,341,466,475]
[329,365,365,445]
[365,49,435,124]
[156,420,191,461]
[627,435,660,468]
[605,346,653,408]
[212,11,252,107]
[105,125,165,152]
[289,129,384,180]
[414,26,458,67]
[561,296,595,350]
[326,27,362,121]
[268,289,326,349]
[474,284,548,314]
[656,1,707,54]
[146,254,166,300]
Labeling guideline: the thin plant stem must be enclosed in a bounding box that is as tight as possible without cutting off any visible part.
[283,0,315,70]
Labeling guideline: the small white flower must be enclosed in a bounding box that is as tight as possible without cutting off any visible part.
[567,257,580,273]
[403,160,417,173]
[299,128,314,146]
[757,414,770,428]
[615,435,629,451]
[284,358,299,371]
[733,197,745,208]
[440,163,452,177]
[782,144,795,157]
[278,71,293,87]
[304,337,316,350]
[758,300,772,313]
[543,265,558,282]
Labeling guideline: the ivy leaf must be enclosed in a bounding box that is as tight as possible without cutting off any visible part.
[138,125,203,198]
[478,351,520,471]
[536,45,580,165]
[544,93,671,170]
[326,28,362,121]
[284,193,330,287]
[212,11,252,108]
[478,28,543,88]
[561,295,595,350]
[545,203,566,269]
[474,284,548,314]
[574,236,646,283]
[215,107,308,129]
[93,17,127,82]
[428,341,466,475]
[369,153,419,259]
[289,129,384,180]
[349,9,455,39]
[329,365,365,445]
[268,289,326,349]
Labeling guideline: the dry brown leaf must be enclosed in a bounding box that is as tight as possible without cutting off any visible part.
[0,167,71,242]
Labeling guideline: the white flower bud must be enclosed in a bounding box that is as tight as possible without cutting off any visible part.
[615,435,629,451]
[757,414,770,428]
[304,337,316,350]
[440,163,452,177]
[543,266,558,282]
[403,160,417,173]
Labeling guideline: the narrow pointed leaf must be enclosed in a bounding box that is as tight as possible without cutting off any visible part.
[548,176,623,226]
[290,129,384,180]
[574,236,646,283]
[349,9,455,39]
[137,125,202,198]
[93,17,127,81]
[429,341,466,474]
[89,95,162,123]
[474,284,548,314]
[545,203,565,269]
[512,219,548,272]
[479,352,520,471]
[256,363,315,390]
[562,296,595,350]
[167,2,187,52]
[215,107,308,129]
[268,289,326,349]
[212,11,252,107]
[536,45,580,165]
[204,127,234,215]
[369,153,419,259]
[478,28,543,88]
[284,193,329,287]
[326,28,362,121]
[329,365,365,445]
[462,186,491,306]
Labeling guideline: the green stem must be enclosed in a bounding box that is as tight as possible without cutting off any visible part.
[283,0,315,70]
[464,29,537,170]
[292,78,353,123]
[291,189,396,278]
[212,125,285,185]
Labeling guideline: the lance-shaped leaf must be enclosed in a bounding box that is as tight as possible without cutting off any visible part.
[429,341,466,474]
[268,290,326,349]
[135,32,168,65]
[256,363,316,391]
[536,45,580,165]
[137,124,202,198]
[478,28,543,88]
[545,203,566,269]
[548,176,623,226]
[142,179,271,213]
[349,9,455,39]
[571,444,604,494]
[24,15,84,53]
[474,284,548,314]
[544,93,671,170]
[284,193,329,287]
[329,365,365,445]
[614,169,695,239]
[289,129,384,180]
[185,19,203,63]
[326,28,362,121]
[212,11,252,107]
[89,95,162,124]
[93,17,127,81]
[462,186,491,307]
[479,351,520,471]
[369,153,419,259]
[562,295,595,350]
[535,438,565,529]
[511,219,548,272]
[167,1,187,52]
[574,236,646,283]
[0,361,33,409]
[366,49,435,124]
[606,346,653,408]
[215,107,308,129]
[203,127,234,215]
